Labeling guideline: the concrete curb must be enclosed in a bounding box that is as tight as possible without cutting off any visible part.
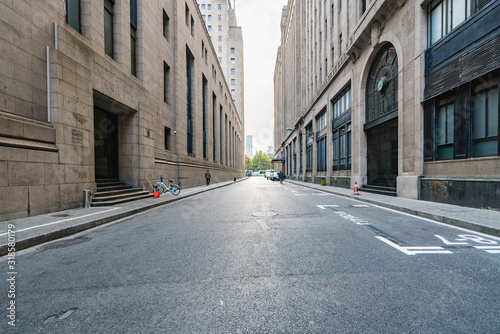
[0,178,247,256]
[286,180,500,237]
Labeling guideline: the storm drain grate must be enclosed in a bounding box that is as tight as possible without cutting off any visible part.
[37,237,92,250]
[252,211,278,217]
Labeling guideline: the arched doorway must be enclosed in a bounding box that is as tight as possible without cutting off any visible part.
[365,44,398,189]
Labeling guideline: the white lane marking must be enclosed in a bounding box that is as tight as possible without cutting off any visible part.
[376,236,453,255]
[295,193,309,196]
[0,207,121,236]
[474,246,500,254]
[317,205,339,210]
[351,204,370,208]
[435,235,468,245]
[334,211,368,225]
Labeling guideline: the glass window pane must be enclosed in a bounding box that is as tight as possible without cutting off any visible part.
[452,0,466,29]
[446,105,454,144]
[487,88,498,137]
[346,89,350,110]
[431,3,443,45]
[474,140,497,157]
[437,106,446,145]
[104,9,113,57]
[67,0,80,32]
[473,92,486,139]
[438,146,454,160]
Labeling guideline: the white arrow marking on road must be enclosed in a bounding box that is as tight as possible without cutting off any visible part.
[317,205,339,210]
[376,236,453,255]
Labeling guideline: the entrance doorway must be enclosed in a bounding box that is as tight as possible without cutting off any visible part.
[94,108,119,180]
[366,119,398,188]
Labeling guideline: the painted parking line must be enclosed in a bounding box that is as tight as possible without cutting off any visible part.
[0,207,121,236]
[376,236,453,255]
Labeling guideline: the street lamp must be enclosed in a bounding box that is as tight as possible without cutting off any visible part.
[286,127,307,182]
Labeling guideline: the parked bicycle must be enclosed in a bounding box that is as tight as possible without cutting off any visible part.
[155,175,181,196]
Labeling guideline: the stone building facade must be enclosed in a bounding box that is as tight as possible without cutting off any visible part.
[198,0,244,119]
[274,0,500,209]
[0,0,244,220]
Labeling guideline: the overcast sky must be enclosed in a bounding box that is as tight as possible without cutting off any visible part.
[234,0,288,155]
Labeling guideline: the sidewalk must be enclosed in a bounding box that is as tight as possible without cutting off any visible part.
[0,178,246,256]
[285,179,500,237]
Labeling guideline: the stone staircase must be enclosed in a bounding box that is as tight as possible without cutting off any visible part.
[360,184,397,197]
[91,179,152,206]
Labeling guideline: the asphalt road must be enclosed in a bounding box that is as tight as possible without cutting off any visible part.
[2,177,500,333]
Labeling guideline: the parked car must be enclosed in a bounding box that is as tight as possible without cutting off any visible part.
[272,172,280,181]
[265,171,272,179]
[252,171,260,176]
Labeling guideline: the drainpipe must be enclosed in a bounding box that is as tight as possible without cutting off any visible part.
[46,45,51,123]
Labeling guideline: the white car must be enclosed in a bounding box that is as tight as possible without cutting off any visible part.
[265,171,272,179]
[252,172,260,176]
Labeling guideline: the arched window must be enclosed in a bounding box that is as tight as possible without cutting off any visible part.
[366,44,398,124]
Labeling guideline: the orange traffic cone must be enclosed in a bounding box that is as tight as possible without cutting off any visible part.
[354,181,359,195]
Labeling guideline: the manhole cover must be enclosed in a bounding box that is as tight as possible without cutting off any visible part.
[252,211,278,217]
[37,237,91,250]
[51,214,71,218]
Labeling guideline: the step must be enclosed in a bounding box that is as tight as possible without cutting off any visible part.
[91,190,150,202]
[96,181,126,188]
[93,187,145,198]
[95,184,134,192]
[91,193,153,207]
[360,185,397,196]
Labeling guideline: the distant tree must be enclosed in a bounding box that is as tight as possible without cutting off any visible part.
[267,153,274,160]
[252,150,272,170]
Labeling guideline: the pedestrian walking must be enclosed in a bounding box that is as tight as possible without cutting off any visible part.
[205,170,211,186]
[279,171,284,184]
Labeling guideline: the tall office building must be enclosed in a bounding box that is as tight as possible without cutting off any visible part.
[0,0,244,220]
[246,135,253,157]
[198,0,244,121]
[274,0,500,209]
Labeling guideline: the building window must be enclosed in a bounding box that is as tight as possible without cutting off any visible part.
[366,44,398,124]
[163,10,170,41]
[185,3,190,27]
[201,4,206,10]
[316,111,327,172]
[436,99,455,160]
[164,127,171,150]
[164,62,170,104]
[65,0,81,33]
[333,124,351,170]
[213,93,217,162]
[218,4,222,10]
[202,15,206,22]
[220,108,224,165]
[306,124,313,172]
[131,27,137,76]
[231,47,235,54]
[299,132,303,173]
[427,0,475,46]
[424,72,499,162]
[208,15,212,21]
[332,86,351,119]
[202,76,208,160]
[472,81,498,157]
[231,79,235,86]
[186,47,194,156]
[191,16,195,37]
[104,0,114,58]
[231,68,235,75]
[231,58,235,64]
[339,33,342,55]
[208,4,212,10]
[218,14,222,21]
[218,25,222,31]
[362,0,367,15]
[218,36,222,42]
[218,46,222,52]
[293,139,297,173]
[208,25,212,32]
